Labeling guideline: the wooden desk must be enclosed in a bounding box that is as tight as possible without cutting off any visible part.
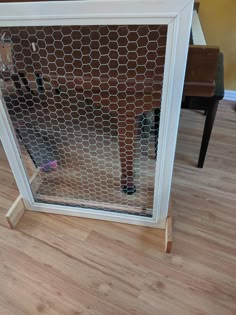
[184,7,219,98]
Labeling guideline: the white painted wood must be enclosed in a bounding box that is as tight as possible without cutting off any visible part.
[0,92,34,209]
[224,90,236,101]
[0,0,194,228]
[30,201,167,228]
[192,10,206,45]
[154,2,193,223]
[0,0,191,26]
[152,19,177,223]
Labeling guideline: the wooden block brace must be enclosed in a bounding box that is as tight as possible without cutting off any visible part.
[5,168,40,229]
[5,194,25,229]
[165,200,173,253]
[165,216,172,253]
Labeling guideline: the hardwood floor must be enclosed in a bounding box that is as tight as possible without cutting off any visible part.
[0,101,235,315]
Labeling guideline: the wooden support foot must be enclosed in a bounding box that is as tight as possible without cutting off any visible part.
[5,195,25,229]
[5,168,40,229]
[165,216,172,253]
[165,199,173,253]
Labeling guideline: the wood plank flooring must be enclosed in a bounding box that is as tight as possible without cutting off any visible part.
[0,100,235,315]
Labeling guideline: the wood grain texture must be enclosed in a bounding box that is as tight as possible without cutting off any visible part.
[5,194,25,228]
[184,46,219,97]
[0,100,236,314]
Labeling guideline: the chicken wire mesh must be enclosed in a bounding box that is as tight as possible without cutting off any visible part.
[0,24,167,216]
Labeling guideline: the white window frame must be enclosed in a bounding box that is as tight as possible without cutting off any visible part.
[0,0,193,228]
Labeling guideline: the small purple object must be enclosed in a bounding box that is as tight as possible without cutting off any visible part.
[41,160,58,172]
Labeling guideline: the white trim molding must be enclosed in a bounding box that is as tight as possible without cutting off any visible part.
[224,90,236,102]
[0,0,194,228]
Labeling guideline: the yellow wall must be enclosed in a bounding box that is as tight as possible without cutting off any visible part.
[199,0,236,90]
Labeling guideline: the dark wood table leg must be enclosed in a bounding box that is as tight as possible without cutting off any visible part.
[197,99,219,168]
[118,116,136,194]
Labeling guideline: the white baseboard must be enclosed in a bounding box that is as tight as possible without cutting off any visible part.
[224,90,236,102]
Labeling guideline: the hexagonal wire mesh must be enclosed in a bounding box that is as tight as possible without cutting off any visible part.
[0,24,167,216]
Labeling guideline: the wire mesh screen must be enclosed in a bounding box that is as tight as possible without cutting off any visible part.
[0,24,167,216]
